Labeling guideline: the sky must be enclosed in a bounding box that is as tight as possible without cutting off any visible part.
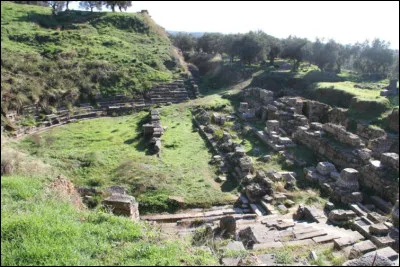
[71,1,400,49]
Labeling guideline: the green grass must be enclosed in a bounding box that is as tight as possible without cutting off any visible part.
[1,1,181,111]
[316,81,386,101]
[16,108,236,213]
[1,175,218,266]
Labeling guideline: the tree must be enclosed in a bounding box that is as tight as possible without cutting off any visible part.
[117,1,132,12]
[281,36,309,72]
[104,1,118,12]
[48,1,67,15]
[236,32,265,65]
[170,33,197,52]
[311,39,339,72]
[65,1,73,10]
[267,37,281,65]
[105,1,131,12]
[79,1,103,12]
[197,33,224,54]
[353,39,394,76]
[336,44,352,73]
[391,53,399,80]
[221,34,242,63]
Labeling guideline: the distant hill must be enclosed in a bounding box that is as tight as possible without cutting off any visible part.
[1,2,183,116]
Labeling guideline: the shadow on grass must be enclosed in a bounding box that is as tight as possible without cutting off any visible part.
[221,179,239,193]
[17,10,105,29]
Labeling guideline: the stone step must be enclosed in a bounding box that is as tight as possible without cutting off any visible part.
[370,235,396,248]
[333,232,365,250]
[293,226,316,235]
[312,234,341,244]
[368,247,399,261]
[295,229,327,240]
[346,240,377,259]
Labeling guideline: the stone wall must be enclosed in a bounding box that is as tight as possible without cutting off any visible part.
[387,108,399,133]
[328,108,349,128]
[322,123,365,147]
[356,124,387,141]
[293,126,370,169]
[303,100,330,123]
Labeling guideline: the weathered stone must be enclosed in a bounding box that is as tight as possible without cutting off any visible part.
[369,223,390,235]
[281,172,297,183]
[367,212,387,224]
[245,183,267,202]
[330,171,340,181]
[328,209,357,222]
[309,251,318,261]
[370,196,393,214]
[341,192,363,204]
[267,171,282,181]
[221,257,240,266]
[343,253,394,266]
[381,152,399,171]
[325,202,335,211]
[348,240,377,260]
[239,156,254,172]
[266,120,280,134]
[336,168,360,191]
[317,162,337,176]
[102,193,139,221]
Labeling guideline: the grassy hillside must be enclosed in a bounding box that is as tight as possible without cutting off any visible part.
[1,2,182,114]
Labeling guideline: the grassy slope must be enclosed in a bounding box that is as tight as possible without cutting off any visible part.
[16,108,236,213]
[1,2,181,111]
[1,174,217,266]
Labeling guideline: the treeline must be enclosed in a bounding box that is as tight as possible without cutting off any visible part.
[171,31,399,78]
[12,1,132,13]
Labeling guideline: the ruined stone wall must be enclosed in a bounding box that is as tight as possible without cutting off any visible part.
[356,124,387,141]
[293,126,369,169]
[303,100,330,123]
[328,108,349,128]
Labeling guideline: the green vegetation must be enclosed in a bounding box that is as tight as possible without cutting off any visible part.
[1,174,218,266]
[1,1,182,113]
[16,108,236,213]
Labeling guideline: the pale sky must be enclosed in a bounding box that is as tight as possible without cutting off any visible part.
[71,1,400,49]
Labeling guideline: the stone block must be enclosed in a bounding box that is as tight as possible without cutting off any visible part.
[102,193,139,221]
[317,162,337,176]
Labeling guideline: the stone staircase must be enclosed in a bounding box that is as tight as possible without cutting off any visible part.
[146,80,190,105]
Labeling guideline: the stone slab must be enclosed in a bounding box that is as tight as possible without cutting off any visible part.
[296,229,327,240]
